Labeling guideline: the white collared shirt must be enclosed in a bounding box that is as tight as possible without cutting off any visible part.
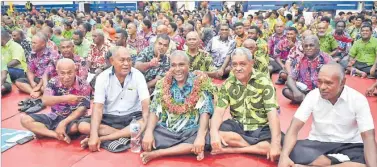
[294,86,374,143]
[94,67,150,116]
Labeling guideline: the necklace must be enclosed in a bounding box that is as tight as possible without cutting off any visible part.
[161,71,208,114]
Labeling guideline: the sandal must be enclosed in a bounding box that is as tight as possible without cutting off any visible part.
[101,139,130,153]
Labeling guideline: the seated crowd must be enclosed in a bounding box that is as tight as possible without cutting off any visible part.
[1,2,377,166]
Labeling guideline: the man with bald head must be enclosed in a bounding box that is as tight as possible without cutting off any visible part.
[15,32,61,98]
[316,22,338,57]
[185,31,218,78]
[78,47,150,153]
[21,58,91,144]
[282,35,332,103]
[141,50,214,164]
[243,39,270,75]
[126,22,148,54]
[279,63,377,167]
[41,26,59,51]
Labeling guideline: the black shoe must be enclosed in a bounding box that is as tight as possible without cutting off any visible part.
[25,101,45,114]
[275,78,285,85]
[19,102,33,112]
[19,98,40,112]
[18,98,31,106]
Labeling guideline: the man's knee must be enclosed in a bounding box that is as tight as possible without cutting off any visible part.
[78,122,91,134]
[69,123,79,134]
[309,155,331,166]
[282,88,292,99]
[279,72,288,80]
[2,83,12,95]
[219,131,244,145]
[20,115,35,127]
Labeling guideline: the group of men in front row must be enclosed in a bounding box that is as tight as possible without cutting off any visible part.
[16,32,376,166]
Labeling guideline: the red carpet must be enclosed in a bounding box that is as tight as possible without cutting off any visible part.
[1,75,377,167]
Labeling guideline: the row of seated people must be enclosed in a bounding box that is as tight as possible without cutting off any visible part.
[9,39,376,166]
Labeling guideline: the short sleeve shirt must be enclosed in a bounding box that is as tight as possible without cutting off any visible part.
[48,55,89,81]
[150,73,214,133]
[136,46,170,82]
[44,76,91,118]
[290,52,332,90]
[28,48,60,78]
[1,40,27,71]
[74,39,92,58]
[349,37,377,66]
[295,86,374,143]
[94,67,150,116]
[318,34,338,54]
[216,71,279,131]
[187,50,216,72]
[87,41,112,70]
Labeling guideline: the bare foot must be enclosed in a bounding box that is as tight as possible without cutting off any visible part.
[33,134,44,139]
[63,135,71,144]
[196,152,205,161]
[140,151,159,164]
[360,72,367,78]
[211,147,233,155]
[80,137,89,148]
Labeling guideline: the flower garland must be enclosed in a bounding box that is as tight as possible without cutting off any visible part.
[161,70,208,114]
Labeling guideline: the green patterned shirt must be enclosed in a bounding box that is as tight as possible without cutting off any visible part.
[186,50,216,72]
[318,34,338,54]
[254,50,270,75]
[216,71,279,131]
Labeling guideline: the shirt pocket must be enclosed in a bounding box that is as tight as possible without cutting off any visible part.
[124,86,138,104]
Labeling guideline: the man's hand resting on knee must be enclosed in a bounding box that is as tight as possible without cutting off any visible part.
[142,132,156,152]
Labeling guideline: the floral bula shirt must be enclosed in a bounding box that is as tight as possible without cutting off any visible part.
[150,73,215,133]
[44,76,91,118]
[28,48,61,78]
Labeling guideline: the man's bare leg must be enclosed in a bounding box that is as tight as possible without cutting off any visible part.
[20,115,61,142]
[219,131,249,147]
[212,141,270,155]
[15,82,33,94]
[78,122,120,147]
[140,143,195,164]
[211,131,270,155]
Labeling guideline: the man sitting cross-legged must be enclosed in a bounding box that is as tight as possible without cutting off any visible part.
[20,58,91,143]
[278,63,377,167]
[282,35,332,104]
[78,47,150,152]
[210,48,283,162]
[141,50,215,164]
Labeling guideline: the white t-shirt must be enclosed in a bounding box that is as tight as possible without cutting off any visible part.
[294,86,375,143]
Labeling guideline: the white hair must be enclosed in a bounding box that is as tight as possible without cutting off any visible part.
[231,47,253,61]
[170,50,190,63]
